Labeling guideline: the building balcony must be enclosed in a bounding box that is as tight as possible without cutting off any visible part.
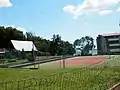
[109,44,120,47]
[108,38,119,41]
[110,48,120,52]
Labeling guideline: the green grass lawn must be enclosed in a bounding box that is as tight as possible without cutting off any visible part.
[1,66,120,90]
[0,56,58,65]
[0,55,120,90]
[0,68,69,82]
[0,59,27,65]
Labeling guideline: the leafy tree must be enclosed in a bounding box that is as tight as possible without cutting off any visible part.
[49,34,61,55]
[0,26,25,48]
[59,41,75,55]
[0,26,75,56]
[65,42,75,55]
[49,34,75,56]
[25,32,35,41]
[74,36,95,56]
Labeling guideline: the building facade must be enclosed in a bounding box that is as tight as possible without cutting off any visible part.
[97,33,120,55]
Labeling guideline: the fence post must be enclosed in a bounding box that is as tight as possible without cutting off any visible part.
[38,62,40,69]
[60,56,62,68]
[34,62,35,69]
[11,80,14,90]
[5,82,7,90]
[63,55,65,68]
[23,80,25,90]
[17,81,20,90]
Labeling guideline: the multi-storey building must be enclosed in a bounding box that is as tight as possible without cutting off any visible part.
[97,33,120,55]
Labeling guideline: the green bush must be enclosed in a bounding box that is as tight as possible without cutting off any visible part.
[26,53,34,62]
[37,51,50,56]
[7,59,16,63]
[0,60,5,64]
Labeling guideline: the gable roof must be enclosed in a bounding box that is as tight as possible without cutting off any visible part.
[11,40,38,51]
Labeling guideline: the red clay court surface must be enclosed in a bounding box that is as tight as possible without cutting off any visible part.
[38,56,106,69]
[63,56,106,67]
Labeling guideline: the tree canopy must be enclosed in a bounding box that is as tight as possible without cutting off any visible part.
[49,34,75,56]
[0,26,96,56]
[0,26,75,56]
[74,36,95,56]
[0,26,26,48]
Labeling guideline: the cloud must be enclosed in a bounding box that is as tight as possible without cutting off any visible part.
[116,7,120,12]
[98,10,113,15]
[16,27,27,34]
[63,0,120,18]
[5,25,27,34]
[0,0,12,7]
[63,5,76,14]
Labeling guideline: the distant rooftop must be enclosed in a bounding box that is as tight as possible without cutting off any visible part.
[98,33,120,37]
[0,48,5,53]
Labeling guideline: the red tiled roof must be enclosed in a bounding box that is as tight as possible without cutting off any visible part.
[99,33,120,37]
[0,48,5,53]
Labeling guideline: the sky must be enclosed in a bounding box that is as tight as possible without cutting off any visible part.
[0,0,120,44]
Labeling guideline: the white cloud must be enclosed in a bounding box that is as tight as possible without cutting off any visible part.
[116,7,120,12]
[63,0,120,18]
[0,0,12,7]
[5,25,27,34]
[63,5,75,14]
[98,10,113,15]
[16,27,27,34]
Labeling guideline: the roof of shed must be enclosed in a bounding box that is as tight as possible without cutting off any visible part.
[11,40,38,51]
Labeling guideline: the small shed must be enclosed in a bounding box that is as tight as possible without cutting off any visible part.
[11,40,38,51]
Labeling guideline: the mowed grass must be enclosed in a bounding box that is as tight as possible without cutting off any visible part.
[0,68,70,82]
[0,56,120,90]
[0,59,27,65]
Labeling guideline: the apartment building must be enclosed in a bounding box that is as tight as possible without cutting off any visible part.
[97,33,120,55]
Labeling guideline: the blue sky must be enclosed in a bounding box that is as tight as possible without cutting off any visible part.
[0,0,120,44]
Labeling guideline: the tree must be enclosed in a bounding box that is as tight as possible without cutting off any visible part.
[49,34,75,56]
[74,36,95,56]
[60,41,75,55]
[25,32,35,41]
[25,32,51,54]
[49,34,61,55]
[0,26,75,56]
[0,26,25,48]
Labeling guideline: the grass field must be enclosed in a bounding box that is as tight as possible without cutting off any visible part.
[0,55,120,90]
[0,56,60,66]
[0,59,27,65]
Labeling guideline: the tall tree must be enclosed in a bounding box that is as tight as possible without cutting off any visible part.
[0,26,25,48]
[0,26,75,56]
[49,34,61,55]
[25,32,34,41]
[74,36,95,56]
[49,35,75,56]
